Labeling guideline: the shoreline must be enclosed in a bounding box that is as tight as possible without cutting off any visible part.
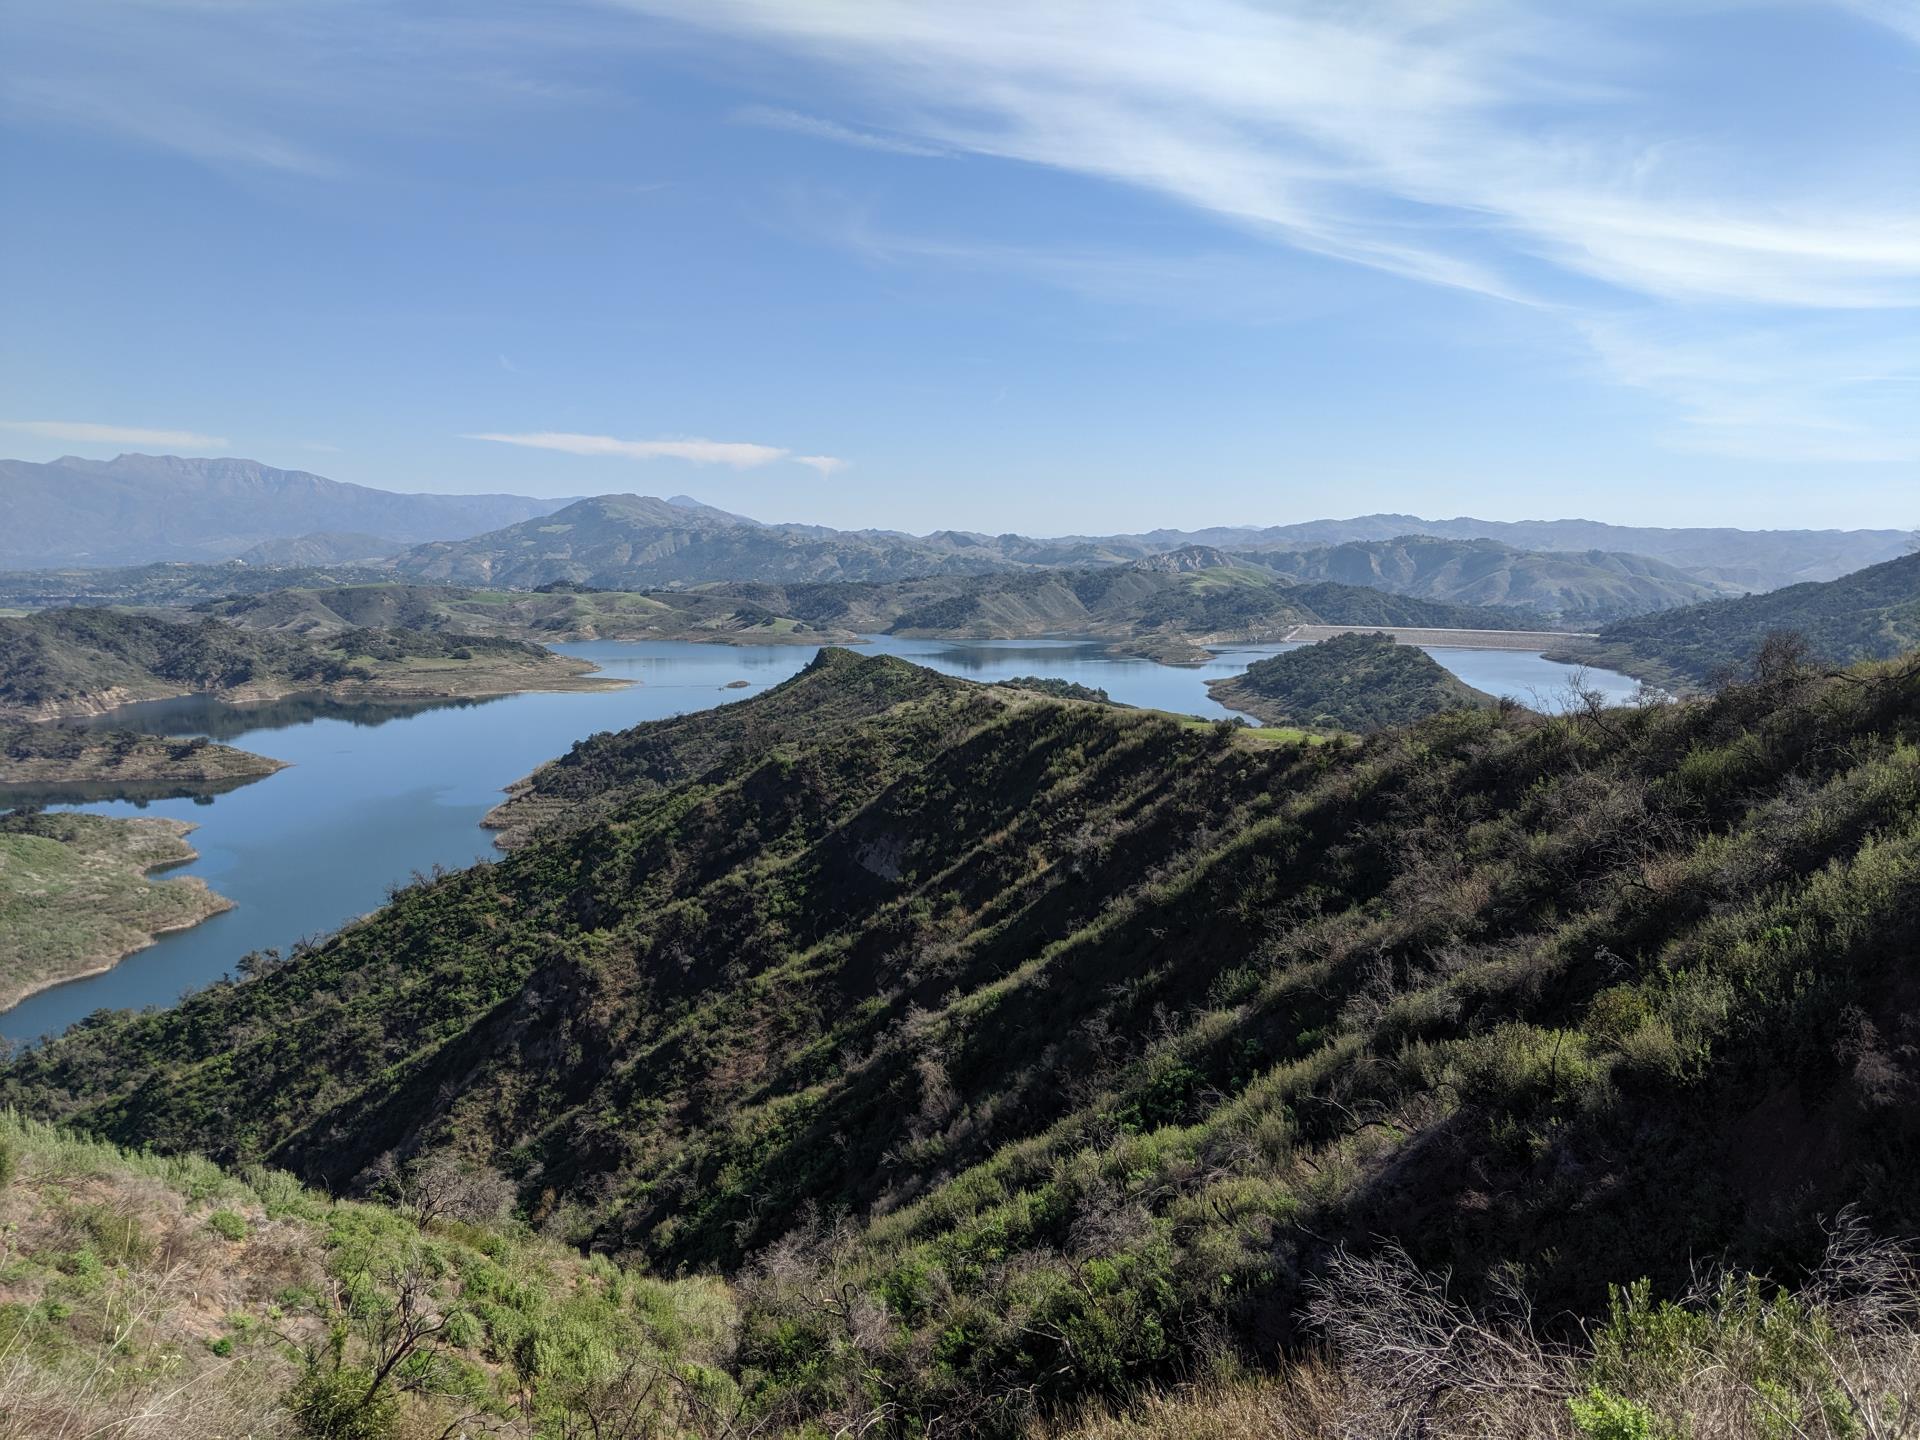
[0,817,235,1015]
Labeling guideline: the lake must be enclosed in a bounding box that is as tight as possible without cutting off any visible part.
[0,637,1637,1043]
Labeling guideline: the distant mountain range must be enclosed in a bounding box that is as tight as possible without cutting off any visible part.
[0,454,576,567]
[4,452,1909,600]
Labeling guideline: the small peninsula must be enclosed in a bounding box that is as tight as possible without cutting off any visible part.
[0,810,234,1010]
[1,724,285,789]
[0,608,625,721]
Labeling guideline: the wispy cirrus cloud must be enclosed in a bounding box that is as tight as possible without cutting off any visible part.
[793,454,849,476]
[612,0,1920,464]
[465,431,843,473]
[735,104,946,158]
[0,419,230,449]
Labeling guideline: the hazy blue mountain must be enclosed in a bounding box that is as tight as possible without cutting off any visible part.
[390,490,1909,595]
[0,453,575,566]
[233,531,401,566]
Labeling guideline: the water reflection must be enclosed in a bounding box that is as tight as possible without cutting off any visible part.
[56,690,510,740]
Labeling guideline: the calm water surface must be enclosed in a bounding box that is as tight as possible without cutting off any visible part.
[0,637,1634,1043]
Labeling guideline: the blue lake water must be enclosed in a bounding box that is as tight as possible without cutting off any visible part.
[0,637,1636,1043]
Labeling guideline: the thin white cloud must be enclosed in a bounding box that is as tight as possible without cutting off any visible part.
[465,432,792,468]
[1579,316,1920,463]
[1834,0,1920,46]
[736,105,946,158]
[615,0,1920,311]
[794,454,848,476]
[0,420,230,449]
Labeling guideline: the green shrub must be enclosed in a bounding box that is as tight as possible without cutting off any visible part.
[207,1209,250,1242]
[1569,1385,1663,1440]
[289,1365,399,1440]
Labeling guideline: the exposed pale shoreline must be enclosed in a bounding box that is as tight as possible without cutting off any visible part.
[0,815,236,1014]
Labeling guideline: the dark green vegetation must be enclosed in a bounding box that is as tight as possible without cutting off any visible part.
[0,723,283,790]
[1567,549,1920,688]
[0,453,570,567]
[1246,535,1734,622]
[1208,631,1496,730]
[0,607,615,720]
[9,639,1920,1434]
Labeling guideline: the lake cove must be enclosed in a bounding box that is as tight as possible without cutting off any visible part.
[0,637,1635,1043]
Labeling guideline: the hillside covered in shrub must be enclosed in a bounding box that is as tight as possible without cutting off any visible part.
[1207,631,1496,730]
[5,645,1920,1435]
[1567,549,1920,687]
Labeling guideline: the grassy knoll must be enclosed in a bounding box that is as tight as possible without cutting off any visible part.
[0,812,233,1010]
[1208,630,1497,730]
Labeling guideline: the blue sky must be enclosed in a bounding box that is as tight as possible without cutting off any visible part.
[2,1,1916,533]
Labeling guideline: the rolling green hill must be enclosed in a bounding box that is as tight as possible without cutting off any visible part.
[1207,631,1497,730]
[1564,549,1920,687]
[9,644,1920,1434]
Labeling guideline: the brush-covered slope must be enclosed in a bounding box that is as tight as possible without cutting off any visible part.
[1248,535,1734,621]
[8,643,1920,1432]
[0,1111,737,1440]
[1208,630,1497,730]
[0,608,610,720]
[1570,549,1920,687]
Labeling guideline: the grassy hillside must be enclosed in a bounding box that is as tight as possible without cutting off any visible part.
[0,608,619,720]
[0,1110,737,1440]
[1567,549,1920,687]
[1207,631,1496,730]
[0,811,232,1009]
[7,643,1920,1434]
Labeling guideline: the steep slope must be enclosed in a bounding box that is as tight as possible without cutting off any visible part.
[10,645,1920,1433]
[1567,549,1920,687]
[1207,631,1497,730]
[0,453,571,566]
[1247,535,1733,621]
